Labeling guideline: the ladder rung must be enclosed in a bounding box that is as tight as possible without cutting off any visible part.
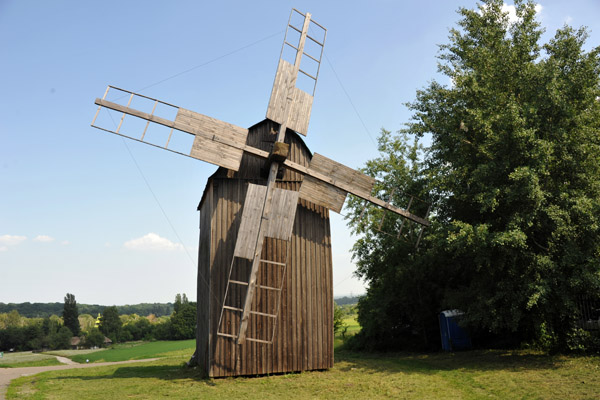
[229,280,248,286]
[301,50,321,64]
[223,305,243,312]
[284,41,299,52]
[217,332,237,339]
[250,310,277,318]
[257,284,281,291]
[259,259,286,267]
[299,68,317,82]
[246,337,272,344]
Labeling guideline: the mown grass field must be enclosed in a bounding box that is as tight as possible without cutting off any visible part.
[0,352,62,368]
[68,339,195,363]
[7,336,600,399]
[43,348,104,358]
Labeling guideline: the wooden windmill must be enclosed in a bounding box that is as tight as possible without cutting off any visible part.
[91,9,429,377]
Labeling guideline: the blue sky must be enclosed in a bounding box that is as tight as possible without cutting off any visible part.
[1,1,599,305]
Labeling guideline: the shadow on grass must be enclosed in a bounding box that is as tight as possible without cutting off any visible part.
[49,364,214,384]
[333,348,572,375]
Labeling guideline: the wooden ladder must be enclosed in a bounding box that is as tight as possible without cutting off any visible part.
[217,240,289,345]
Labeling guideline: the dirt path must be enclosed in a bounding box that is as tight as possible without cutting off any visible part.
[55,356,78,365]
[0,358,159,399]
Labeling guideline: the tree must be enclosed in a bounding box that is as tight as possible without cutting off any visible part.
[173,293,189,314]
[99,306,122,342]
[348,0,600,352]
[49,326,73,350]
[0,310,25,329]
[170,301,196,340]
[333,305,346,335]
[84,327,106,348]
[78,314,96,333]
[62,293,80,336]
[122,317,154,341]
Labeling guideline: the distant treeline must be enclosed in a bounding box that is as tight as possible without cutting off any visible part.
[3,299,356,317]
[0,302,174,318]
[334,296,360,306]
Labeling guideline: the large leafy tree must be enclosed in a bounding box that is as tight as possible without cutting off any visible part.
[62,293,80,336]
[348,0,600,351]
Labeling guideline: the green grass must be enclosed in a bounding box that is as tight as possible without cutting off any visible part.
[0,351,62,368]
[42,349,104,357]
[342,315,360,335]
[334,315,360,348]
[69,340,195,363]
[7,344,600,399]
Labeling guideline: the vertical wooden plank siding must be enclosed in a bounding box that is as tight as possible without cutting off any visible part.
[196,184,212,372]
[197,120,334,377]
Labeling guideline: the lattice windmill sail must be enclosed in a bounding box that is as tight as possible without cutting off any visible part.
[91,9,429,376]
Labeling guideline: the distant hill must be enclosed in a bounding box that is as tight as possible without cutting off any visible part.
[334,295,361,306]
[0,302,174,318]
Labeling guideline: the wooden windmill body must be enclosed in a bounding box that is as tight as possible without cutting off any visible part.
[197,120,334,376]
[91,9,429,377]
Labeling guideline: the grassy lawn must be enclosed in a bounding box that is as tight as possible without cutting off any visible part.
[0,352,62,368]
[69,340,195,363]
[7,338,600,399]
[43,348,105,358]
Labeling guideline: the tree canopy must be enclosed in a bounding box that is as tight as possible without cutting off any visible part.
[347,0,600,352]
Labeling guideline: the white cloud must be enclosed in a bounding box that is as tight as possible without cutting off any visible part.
[565,15,573,24]
[34,235,55,243]
[124,232,183,251]
[0,234,27,248]
[61,240,70,245]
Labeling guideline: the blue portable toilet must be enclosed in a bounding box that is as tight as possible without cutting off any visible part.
[439,310,472,351]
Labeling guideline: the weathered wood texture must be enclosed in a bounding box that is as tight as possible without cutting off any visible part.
[233,184,299,260]
[93,98,248,171]
[266,59,314,136]
[176,108,247,170]
[297,175,347,213]
[196,119,334,377]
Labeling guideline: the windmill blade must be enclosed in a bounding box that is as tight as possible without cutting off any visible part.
[266,9,326,136]
[91,86,248,171]
[234,184,299,260]
[222,10,325,346]
[295,153,430,227]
